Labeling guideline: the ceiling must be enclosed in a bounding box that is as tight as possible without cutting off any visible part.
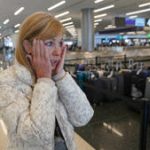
[0,0,150,37]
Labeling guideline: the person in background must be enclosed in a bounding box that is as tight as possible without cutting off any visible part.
[0,12,94,150]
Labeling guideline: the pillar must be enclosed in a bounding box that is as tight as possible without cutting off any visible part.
[81,8,94,51]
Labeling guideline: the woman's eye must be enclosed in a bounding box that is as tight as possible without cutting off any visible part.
[45,41,53,47]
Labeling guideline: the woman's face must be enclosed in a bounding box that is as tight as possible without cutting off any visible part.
[43,35,64,70]
[24,34,64,71]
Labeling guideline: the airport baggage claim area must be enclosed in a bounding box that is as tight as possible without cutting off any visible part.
[0,0,150,150]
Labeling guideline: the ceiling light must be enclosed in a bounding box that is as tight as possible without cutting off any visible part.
[94,0,104,4]
[94,19,102,22]
[67,29,76,32]
[63,22,73,26]
[67,29,77,37]
[15,30,19,33]
[94,5,115,13]
[55,11,69,18]
[94,22,99,26]
[14,7,24,16]
[48,1,66,11]
[126,8,150,16]
[65,25,74,28]
[60,17,72,23]
[14,24,20,28]
[129,15,138,19]
[66,28,75,31]
[3,19,9,25]
[139,2,150,8]
[94,13,107,18]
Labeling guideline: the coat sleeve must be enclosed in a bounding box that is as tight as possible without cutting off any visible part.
[0,78,57,146]
[55,72,94,127]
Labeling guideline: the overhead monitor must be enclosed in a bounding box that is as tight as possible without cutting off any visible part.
[125,18,135,26]
[135,18,145,27]
[115,17,125,27]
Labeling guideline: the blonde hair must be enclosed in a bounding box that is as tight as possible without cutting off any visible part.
[15,11,64,73]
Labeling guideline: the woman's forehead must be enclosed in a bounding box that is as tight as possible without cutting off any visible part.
[45,35,63,42]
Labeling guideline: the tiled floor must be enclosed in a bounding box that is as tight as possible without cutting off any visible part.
[76,100,150,150]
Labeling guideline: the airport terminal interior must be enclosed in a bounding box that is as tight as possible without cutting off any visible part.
[0,0,150,149]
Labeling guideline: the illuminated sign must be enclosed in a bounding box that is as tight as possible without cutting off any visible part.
[135,18,145,27]
[125,18,135,26]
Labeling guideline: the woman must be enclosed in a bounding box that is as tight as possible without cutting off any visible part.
[0,12,94,150]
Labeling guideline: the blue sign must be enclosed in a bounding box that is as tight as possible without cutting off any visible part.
[125,18,135,26]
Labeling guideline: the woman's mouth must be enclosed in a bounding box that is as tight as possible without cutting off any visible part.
[50,60,59,68]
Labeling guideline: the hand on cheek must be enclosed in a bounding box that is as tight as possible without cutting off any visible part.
[53,45,66,76]
[26,39,53,79]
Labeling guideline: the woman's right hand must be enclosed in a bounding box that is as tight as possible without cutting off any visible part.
[26,39,52,79]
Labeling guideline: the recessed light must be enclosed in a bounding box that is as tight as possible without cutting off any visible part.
[14,24,20,28]
[3,19,10,25]
[55,11,69,18]
[94,0,104,4]
[94,13,107,18]
[94,23,99,26]
[139,2,150,8]
[94,5,115,13]
[15,30,19,33]
[47,1,66,11]
[48,1,66,11]
[60,17,72,23]
[63,22,73,26]
[94,19,103,22]
[126,8,150,15]
[14,7,24,16]
[65,25,74,28]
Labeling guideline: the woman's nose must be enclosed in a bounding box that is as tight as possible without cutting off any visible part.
[52,46,61,56]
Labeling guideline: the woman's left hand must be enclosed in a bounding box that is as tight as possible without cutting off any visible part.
[53,45,66,75]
